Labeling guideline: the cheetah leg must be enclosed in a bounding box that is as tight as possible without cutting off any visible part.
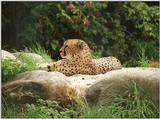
[39,62,56,72]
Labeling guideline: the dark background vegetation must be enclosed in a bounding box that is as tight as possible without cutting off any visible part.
[2,2,159,66]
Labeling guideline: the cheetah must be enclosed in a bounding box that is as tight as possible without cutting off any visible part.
[40,39,122,76]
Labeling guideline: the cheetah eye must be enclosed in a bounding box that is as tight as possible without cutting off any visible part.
[65,45,68,48]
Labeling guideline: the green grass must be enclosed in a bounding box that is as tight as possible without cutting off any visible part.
[25,96,86,118]
[84,80,159,118]
[2,103,26,118]
[23,43,52,63]
[26,99,80,118]
[2,98,86,118]
[2,59,37,82]
[136,44,150,67]
[123,42,159,67]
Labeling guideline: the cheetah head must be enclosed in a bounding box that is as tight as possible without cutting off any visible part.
[59,39,89,59]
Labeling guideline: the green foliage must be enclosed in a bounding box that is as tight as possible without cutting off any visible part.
[2,59,26,82]
[2,98,86,118]
[26,99,81,118]
[136,44,150,67]
[2,58,37,82]
[84,80,159,118]
[91,42,102,58]
[123,43,150,67]
[2,2,159,65]
[22,43,52,63]
[122,2,159,64]
[26,99,61,118]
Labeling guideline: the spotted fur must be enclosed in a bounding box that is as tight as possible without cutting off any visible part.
[40,39,122,76]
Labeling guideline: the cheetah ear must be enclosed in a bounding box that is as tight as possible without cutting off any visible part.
[77,40,84,49]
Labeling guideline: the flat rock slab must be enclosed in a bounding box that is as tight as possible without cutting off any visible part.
[2,68,160,107]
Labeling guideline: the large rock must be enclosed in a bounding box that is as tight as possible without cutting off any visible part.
[2,50,16,60]
[2,70,77,107]
[86,68,160,107]
[2,68,160,107]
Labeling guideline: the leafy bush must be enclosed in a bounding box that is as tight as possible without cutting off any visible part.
[84,80,159,118]
[2,2,159,65]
